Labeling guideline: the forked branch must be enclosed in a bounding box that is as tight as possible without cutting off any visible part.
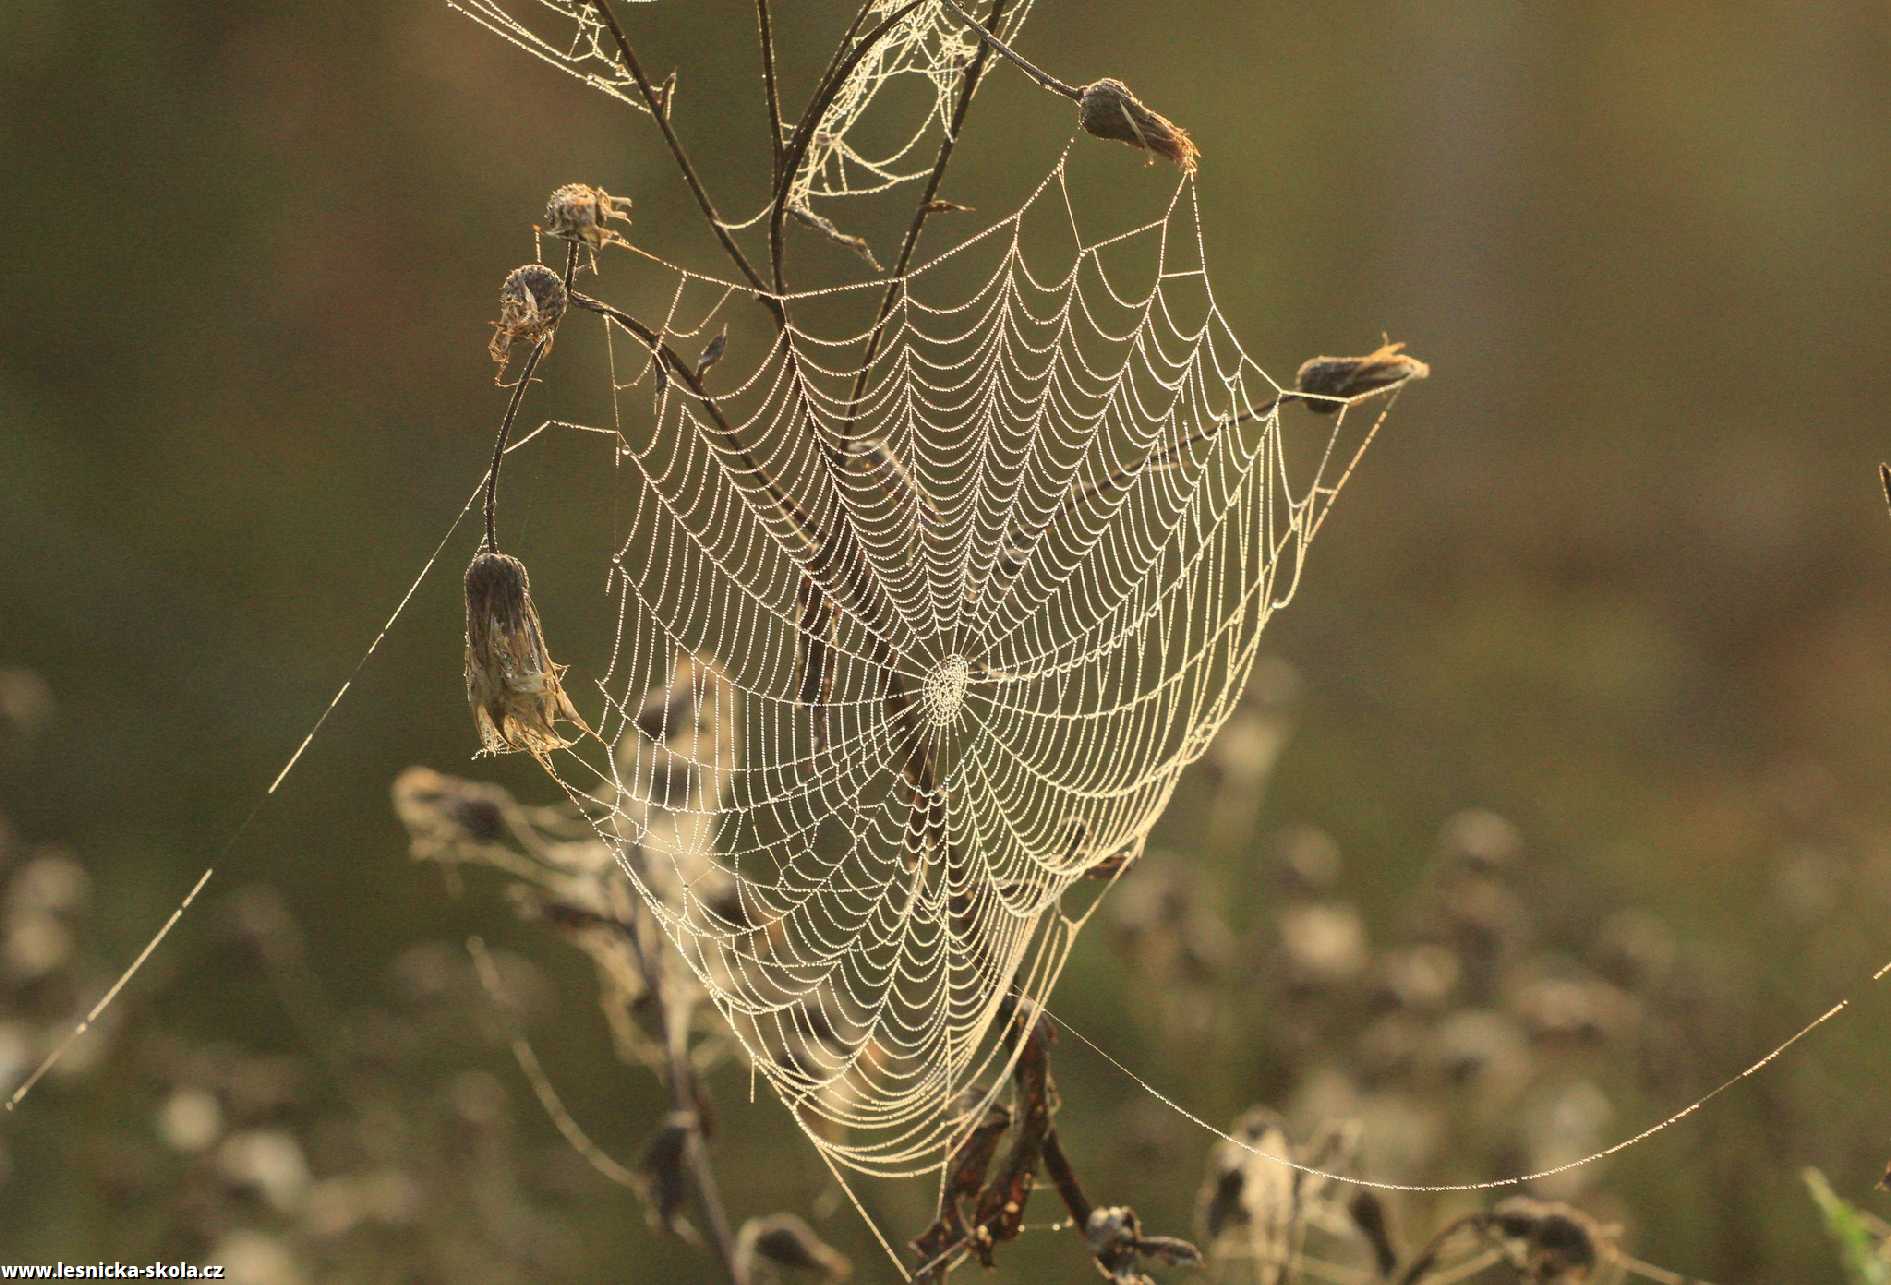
[585,0,777,314]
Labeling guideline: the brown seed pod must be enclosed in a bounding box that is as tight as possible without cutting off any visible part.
[463,550,586,758]
[543,182,633,250]
[1293,342,1430,414]
[488,263,568,368]
[1077,78,1199,174]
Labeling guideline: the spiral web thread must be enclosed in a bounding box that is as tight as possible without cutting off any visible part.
[448,0,1037,215]
[508,156,1393,1189]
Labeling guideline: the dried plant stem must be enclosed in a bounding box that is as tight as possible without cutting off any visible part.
[847,0,1011,424]
[568,292,819,551]
[937,0,1081,101]
[1040,1129,1092,1227]
[1394,1212,1488,1285]
[620,913,746,1285]
[754,0,786,184]
[483,243,579,553]
[467,937,642,1193]
[769,0,933,294]
[481,341,548,553]
[585,0,775,310]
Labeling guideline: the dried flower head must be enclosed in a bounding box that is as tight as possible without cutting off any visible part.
[1077,79,1199,174]
[1293,342,1430,414]
[463,550,585,758]
[543,182,632,250]
[488,263,568,369]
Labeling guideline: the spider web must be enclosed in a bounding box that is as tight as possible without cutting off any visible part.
[503,157,1397,1185]
[448,0,1038,215]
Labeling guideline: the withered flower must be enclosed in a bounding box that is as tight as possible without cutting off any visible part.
[1293,342,1430,414]
[1078,79,1199,174]
[488,262,568,369]
[464,550,585,758]
[543,182,632,251]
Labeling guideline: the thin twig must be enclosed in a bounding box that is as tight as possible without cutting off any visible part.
[568,292,819,552]
[754,0,786,185]
[769,0,933,294]
[483,243,579,552]
[482,341,548,553]
[621,912,747,1285]
[468,937,642,1193]
[1394,1213,1486,1285]
[585,0,776,312]
[1040,1129,1093,1227]
[937,0,1082,100]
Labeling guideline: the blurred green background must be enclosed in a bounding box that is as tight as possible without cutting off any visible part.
[3,2,1890,1280]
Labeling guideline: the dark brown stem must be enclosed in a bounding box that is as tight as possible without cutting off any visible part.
[1041,1129,1093,1228]
[482,244,579,552]
[585,0,777,315]
[481,340,546,553]
[769,0,933,295]
[755,0,786,185]
[845,0,1011,431]
[937,0,1082,100]
[1394,1212,1489,1285]
[567,292,817,551]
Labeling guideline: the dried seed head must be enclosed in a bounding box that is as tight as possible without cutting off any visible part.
[543,182,632,250]
[488,263,567,368]
[463,550,585,757]
[1293,342,1430,414]
[1078,78,1199,174]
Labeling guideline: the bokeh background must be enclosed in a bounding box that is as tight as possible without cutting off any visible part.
[4,2,1890,1280]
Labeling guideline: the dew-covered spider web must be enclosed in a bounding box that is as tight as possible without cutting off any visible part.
[496,156,1399,1188]
[451,0,1038,217]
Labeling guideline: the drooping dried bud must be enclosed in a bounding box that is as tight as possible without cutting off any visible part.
[1078,79,1199,174]
[736,1212,853,1281]
[1293,342,1430,414]
[543,182,633,250]
[488,263,568,368]
[463,550,585,758]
